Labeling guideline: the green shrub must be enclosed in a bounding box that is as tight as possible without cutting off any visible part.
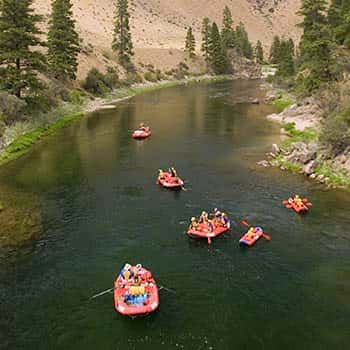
[155,69,165,81]
[104,67,120,89]
[272,97,295,112]
[123,72,143,86]
[69,89,86,105]
[320,108,350,154]
[144,72,157,82]
[0,92,27,124]
[82,68,110,96]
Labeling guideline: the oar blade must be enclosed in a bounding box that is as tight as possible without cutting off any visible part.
[263,233,271,241]
[241,220,250,227]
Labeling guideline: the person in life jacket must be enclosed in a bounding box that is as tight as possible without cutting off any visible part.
[213,209,222,224]
[169,167,177,178]
[158,169,166,180]
[294,195,303,206]
[189,217,199,230]
[221,213,230,228]
[207,220,214,233]
[120,263,133,281]
[248,227,256,238]
[138,123,148,131]
[199,211,209,224]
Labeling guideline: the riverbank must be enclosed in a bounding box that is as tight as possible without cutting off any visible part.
[260,87,350,190]
[0,75,233,168]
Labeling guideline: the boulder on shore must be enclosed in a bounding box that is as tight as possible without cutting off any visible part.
[303,160,319,176]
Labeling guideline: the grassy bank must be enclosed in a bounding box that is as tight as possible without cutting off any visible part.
[272,92,295,112]
[0,112,83,166]
[0,75,233,168]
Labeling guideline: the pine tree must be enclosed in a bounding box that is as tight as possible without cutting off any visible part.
[255,40,264,64]
[221,6,235,49]
[269,36,281,64]
[112,0,134,66]
[235,22,253,59]
[47,0,80,81]
[185,27,196,58]
[208,22,228,74]
[201,17,211,63]
[287,38,295,56]
[328,0,343,32]
[297,0,334,92]
[0,0,46,98]
[329,0,350,46]
[277,39,295,77]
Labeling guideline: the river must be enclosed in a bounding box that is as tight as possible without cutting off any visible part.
[0,80,349,349]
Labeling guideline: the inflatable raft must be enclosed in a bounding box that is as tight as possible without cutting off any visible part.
[132,128,151,139]
[239,227,264,247]
[283,198,311,214]
[157,172,184,189]
[114,266,159,317]
[187,222,230,244]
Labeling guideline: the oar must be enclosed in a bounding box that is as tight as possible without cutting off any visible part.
[240,220,271,241]
[90,287,116,299]
[159,285,176,294]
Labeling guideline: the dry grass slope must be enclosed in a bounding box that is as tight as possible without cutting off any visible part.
[33,0,302,78]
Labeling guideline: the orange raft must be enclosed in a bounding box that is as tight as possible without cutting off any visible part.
[157,172,184,189]
[283,197,312,214]
[239,227,264,247]
[114,267,159,317]
[187,222,230,244]
[132,128,151,139]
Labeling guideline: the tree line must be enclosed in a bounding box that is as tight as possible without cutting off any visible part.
[269,0,350,94]
[185,6,263,74]
[0,0,133,102]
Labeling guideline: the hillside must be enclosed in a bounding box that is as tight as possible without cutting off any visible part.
[34,0,302,78]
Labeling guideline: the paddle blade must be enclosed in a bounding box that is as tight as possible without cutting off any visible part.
[241,220,250,227]
[263,233,271,241]
[208,237,212,245]
[307,202,313,207]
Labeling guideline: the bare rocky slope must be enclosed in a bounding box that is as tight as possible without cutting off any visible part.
[33,0,302,79]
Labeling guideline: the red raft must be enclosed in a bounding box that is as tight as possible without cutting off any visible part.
[157,172,184,189]
[187,222,230,244]
[114,267,159,317]
[132,128,151,139]
[283,197,312,214]
[239,227,264,247]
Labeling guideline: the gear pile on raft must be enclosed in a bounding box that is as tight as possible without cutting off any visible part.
[114,263,159,317]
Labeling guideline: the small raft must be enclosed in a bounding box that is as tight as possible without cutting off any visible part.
[157,172,184,189]
[239,227,264,247]
[132,129,151,139]
[114,266,159,317]
[187,222,230,244]
[283,197,311,214]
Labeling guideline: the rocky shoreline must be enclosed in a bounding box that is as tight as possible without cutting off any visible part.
[259,87,350,190]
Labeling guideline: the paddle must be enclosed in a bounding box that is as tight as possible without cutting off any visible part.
[91,283,176,299]
[159,285,176,294]
[240,220,271,241]
[90,287,116,299]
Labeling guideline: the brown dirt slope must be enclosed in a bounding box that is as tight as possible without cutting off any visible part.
[33,0,302,78]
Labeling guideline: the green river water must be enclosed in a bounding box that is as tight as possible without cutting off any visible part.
[0,80,349,350]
